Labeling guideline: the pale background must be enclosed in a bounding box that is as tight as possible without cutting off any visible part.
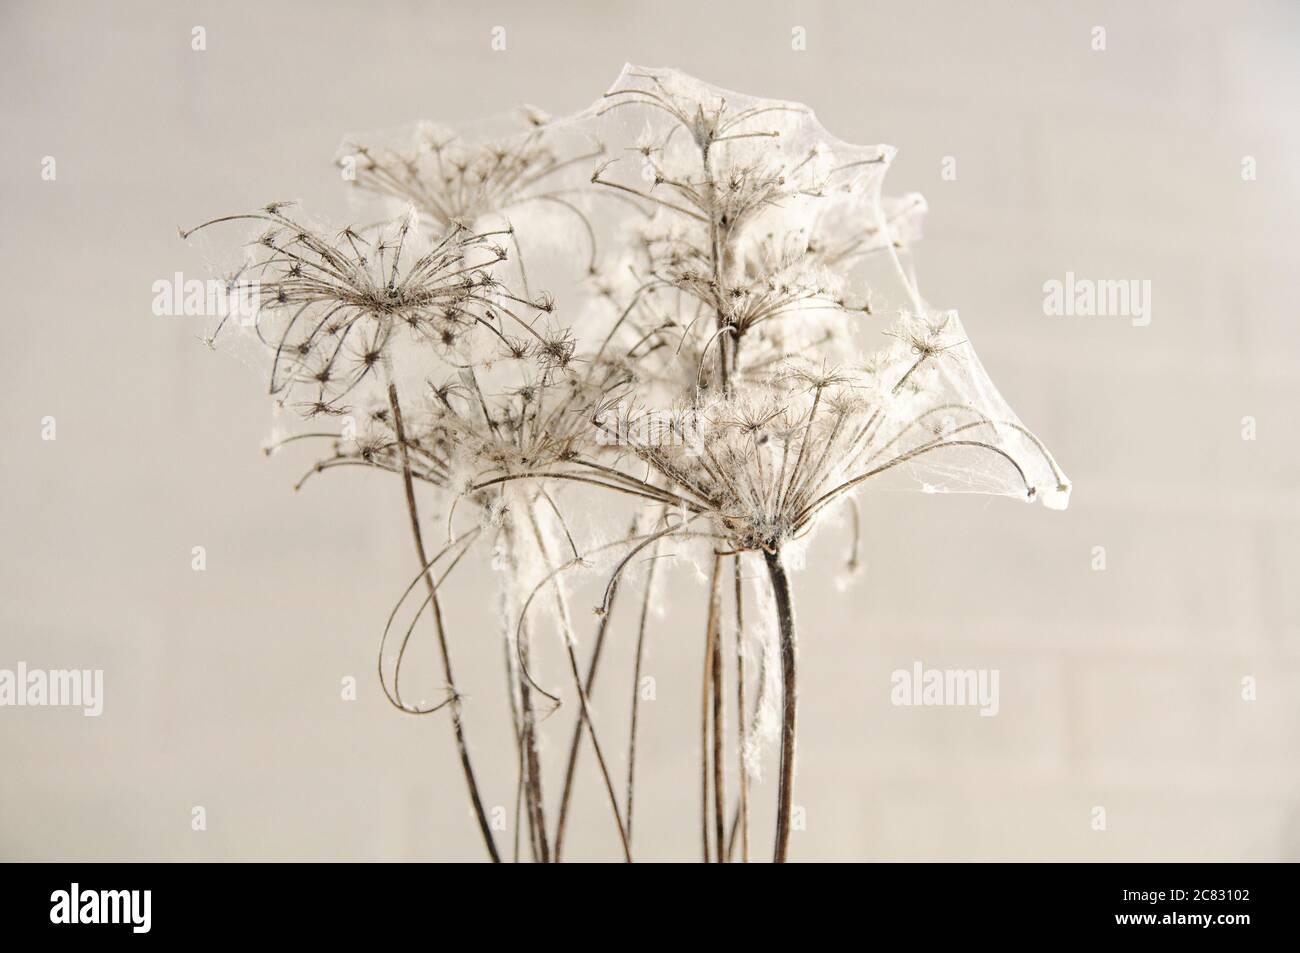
[2,0,1298,862]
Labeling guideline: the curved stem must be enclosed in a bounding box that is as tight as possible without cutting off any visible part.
[763,547,797,864]
[387,381,500,863]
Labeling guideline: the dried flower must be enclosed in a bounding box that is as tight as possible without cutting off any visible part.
[184,64,1069,865]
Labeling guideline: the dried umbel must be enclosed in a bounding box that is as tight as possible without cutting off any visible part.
[182,205,537,413]
[340,112,601,231]
[183,64,1068,864]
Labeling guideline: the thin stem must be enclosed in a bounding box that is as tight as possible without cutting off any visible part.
[387,381,500,863]
[763,547,797,864]
[504,513,550,864]
[625,544,661,848]
[700,563,714,863]
[501,610,526,863]
[522,501,633,862]
[702,142,732,395]
[727,636,770,862]
[733,555,750,863]
[553,521,633,861]
[709,553,726,863]
[518,627,549,863]
[496,522,543,863]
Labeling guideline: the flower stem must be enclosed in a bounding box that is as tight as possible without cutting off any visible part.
[552,566,623,861]
[733,555,750,863]
[387,381,500,863]
[708,551,726,862]
[700,568,714,863]
[763,546,797,864]
[500,515,548,862]
[625,541,659,848]
[522,499,632,861]
[518,622,549,862]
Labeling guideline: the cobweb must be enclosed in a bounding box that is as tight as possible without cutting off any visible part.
[190,63,1069,516]
[528,64,1072,511]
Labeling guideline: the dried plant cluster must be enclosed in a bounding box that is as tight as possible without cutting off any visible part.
[183,65,1069,863]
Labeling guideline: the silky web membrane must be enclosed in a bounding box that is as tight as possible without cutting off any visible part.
[326,64,1070,524]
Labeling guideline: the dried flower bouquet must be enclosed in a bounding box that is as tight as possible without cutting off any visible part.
[182,65,1068,863]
